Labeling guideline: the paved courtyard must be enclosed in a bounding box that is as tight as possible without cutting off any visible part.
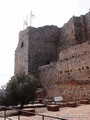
[1,104,90,120]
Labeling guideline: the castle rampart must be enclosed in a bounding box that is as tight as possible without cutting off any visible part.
[58,17,76,53]
[39,42,90,101]
[15,11,90,101]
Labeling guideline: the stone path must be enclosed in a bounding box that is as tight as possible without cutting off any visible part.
[1,104,90,120]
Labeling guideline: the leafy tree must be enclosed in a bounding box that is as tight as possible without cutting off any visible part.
[4,73,39,109]
[0,85,6,105]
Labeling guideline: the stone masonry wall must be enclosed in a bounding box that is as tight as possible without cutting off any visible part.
[74,15,87,44]
[58,17,76,53]
[46,82,90,102]
[14,29,29,75]
[39,42,90,101]
[15,11,90,101]
[58,14,88,53]
[15,26,60,76]
[27,26,60,76]
[15,11,90,76]
[85,12,90,40]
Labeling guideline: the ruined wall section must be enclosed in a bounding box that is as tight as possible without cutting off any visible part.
[39,42,90,101]
[58,14,88,53]
[27,26,60,76]
[58,17,76,53]
[74,15,87,44]
[85,12,90,41]
[14,29,29,75]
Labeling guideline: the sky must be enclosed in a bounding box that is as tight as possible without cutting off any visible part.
[0,0,90,87]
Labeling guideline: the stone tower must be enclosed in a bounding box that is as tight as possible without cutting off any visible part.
[15,25,60,76]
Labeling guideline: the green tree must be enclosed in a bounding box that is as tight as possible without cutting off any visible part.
[4,73,39,109]
[0,85,6,105]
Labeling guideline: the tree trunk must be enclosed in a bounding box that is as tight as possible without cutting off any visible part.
[20,103,24,110]
[19,103,24,115]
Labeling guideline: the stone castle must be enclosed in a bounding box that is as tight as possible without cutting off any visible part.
[15,11,90,101]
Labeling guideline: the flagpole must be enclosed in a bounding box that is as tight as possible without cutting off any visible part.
[30,11,35,27]
[23,20,24,29]
[30,11,32,26]
[26,15,28,26]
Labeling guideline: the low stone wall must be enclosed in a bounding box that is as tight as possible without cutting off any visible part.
[46,81,90,102]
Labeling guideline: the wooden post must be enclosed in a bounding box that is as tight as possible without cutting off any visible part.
[18,110,20,120]
[42,115,44,120]
[4,109,6,120]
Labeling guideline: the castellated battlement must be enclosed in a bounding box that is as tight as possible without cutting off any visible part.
[15,11,90,101]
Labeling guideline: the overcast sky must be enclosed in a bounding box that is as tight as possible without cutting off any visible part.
[0,0,90,87]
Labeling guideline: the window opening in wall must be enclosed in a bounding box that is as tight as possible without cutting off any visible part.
[21,42,24,48]
[86,66,89,70]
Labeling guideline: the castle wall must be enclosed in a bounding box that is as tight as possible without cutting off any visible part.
[58,17,76,53]
[58,15,88,53]
[14,11,90,101]
[28,26,60,76]
[85,12,90,40]
[74,16,87,44]
[15,26,60,76]
[39,42,90,101]
[14,29,29,75]
[15,12,90,76]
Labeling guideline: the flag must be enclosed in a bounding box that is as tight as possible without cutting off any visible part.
[30,11,35,26]
[31,11,35,18]
[23,19,28,29]
[24,20,28,26]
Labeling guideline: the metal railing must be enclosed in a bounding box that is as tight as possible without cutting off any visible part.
[0,106,67,120]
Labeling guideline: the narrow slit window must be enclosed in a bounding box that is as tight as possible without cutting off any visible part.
[21,42,24,48]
